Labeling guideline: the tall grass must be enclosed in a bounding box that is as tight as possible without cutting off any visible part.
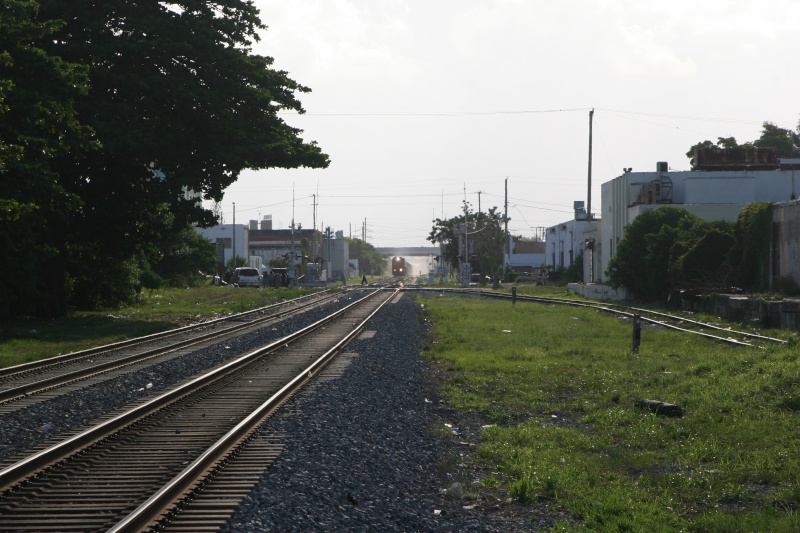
[421,296,800,531]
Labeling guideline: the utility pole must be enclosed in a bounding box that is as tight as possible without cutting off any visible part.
[289,187,296,288]
[289,219,296,288]
[462,185,470,287]
[231,202,235,269]
[504,177,509,280]
[311,194,318,283]
[587,108,594,219]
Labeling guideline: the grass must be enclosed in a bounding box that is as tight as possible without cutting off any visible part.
[0,284,326,368]
[419,295,800,532]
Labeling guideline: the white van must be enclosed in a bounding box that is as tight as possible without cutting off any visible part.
[233,267,261,287]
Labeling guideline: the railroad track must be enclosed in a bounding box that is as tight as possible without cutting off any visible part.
[0,290,342,413]
[413,287,787,347]
[0,287,398,532]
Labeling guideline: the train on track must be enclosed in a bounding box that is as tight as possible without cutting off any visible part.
[391,256,407,276]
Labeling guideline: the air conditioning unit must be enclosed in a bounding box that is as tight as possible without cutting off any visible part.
[657,161,669,172]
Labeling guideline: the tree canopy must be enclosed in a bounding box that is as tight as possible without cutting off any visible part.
[0,0,328,318]
[727,202,772,292]
[686,121,800,168]
[606,204,778,301]
[346,238,387,276]
[0,0,95,318]
[606,207,736,301]
[428,202,507,280]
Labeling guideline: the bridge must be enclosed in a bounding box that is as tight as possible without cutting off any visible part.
[375,246,439,257]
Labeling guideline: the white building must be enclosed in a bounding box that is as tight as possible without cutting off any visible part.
[195,224,249,274]
[506,237,546,273]
[598,159,800,281]
[544,201,599,281]
[544,201,598,281]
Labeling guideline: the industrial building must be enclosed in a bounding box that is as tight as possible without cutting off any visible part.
[543,201,599,281]
[598,156,800,282]
[195,223,250,275]
[505,238,546,274]
[196,215,350,283]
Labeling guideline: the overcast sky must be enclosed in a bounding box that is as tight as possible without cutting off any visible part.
[213,0,800,247]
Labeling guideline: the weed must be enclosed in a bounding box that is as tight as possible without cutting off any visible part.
[420,294,800,530]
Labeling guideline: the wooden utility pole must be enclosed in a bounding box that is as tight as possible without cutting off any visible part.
[587,108,594,219]
[504,177,509,280]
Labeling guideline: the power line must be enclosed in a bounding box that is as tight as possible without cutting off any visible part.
[281,107,592,117]
[279,106,795,129]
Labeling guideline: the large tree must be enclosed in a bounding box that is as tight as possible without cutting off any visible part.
[607,204,783,300]
[2,1,329,316]
[606,207,714,301]
[428,202,507,280]
[727,202,772,292]
[0,0,95,318]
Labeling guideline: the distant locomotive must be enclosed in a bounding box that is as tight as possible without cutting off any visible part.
[391,256,407,277]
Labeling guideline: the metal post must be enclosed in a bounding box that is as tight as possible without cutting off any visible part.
[632,314,641,353]
[512,286,517,305]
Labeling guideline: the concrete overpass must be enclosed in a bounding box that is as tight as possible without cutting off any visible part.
[375,246,439,257]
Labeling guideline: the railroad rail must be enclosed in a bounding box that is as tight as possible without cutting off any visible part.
[412,287,787,347]
[0,290,341,411]
[0,287,397,532]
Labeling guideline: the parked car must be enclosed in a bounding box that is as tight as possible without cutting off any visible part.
[233,267,261,287]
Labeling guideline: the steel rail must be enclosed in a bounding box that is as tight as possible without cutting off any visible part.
[0,290,330,378]
[109,288,398,532]
[621,303,787,344]
[0,291,338,404]
[0,289,384,493]
[505,293,757,346]
[412,287,782,347]
[481,289,785,343]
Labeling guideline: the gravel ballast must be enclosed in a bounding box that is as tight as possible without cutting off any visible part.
[223,292,539,532]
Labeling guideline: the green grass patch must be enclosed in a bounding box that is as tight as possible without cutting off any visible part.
[420,295,800,531]
[0,284,323,368]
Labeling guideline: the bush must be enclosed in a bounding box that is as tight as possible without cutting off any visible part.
[139,269,164,291]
